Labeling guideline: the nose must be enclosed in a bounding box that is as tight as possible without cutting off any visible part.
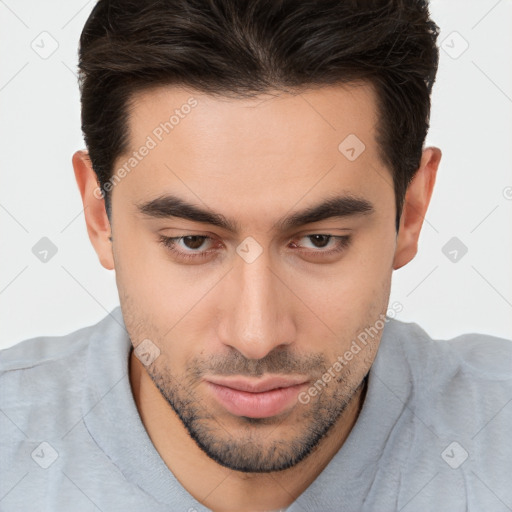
[218,248,296,360]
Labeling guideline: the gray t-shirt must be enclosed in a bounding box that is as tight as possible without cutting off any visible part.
[1,308,511,511]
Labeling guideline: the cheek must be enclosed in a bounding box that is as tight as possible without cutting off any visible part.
[113,218,178,296]
[113,226,224,350]
[112,227,185,332]
[298,233,394,320]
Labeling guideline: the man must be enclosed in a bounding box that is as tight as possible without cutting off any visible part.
[1,0,511,511]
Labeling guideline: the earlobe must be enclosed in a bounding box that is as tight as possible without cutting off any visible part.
[393,146,442,270]
[72,150,115,270]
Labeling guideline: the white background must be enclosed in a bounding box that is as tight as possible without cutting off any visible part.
[0,0,511,349]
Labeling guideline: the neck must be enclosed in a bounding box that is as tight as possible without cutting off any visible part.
[129,351,367,512]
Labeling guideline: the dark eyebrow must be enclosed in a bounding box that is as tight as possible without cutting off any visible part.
[137,195,238,232]
[137,194,374,233]
[274,195,374,232]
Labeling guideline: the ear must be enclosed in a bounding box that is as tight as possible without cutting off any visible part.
[72,150,115,270]
[393,147,441,270]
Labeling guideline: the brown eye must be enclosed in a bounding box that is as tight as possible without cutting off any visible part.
[182,235,207,250]
[158,234,221,264]
[308,235,331,248]
[289,234,352,262]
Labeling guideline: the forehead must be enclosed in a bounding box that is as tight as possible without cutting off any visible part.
[126,83,380,158]
[113,83,392,225]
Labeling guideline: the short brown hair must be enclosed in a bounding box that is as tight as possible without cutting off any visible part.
[78,0,440,229]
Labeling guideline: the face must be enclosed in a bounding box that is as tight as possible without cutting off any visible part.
[77,83,419,473]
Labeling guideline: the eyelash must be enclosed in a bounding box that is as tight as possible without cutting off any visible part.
[158,234,351,262]
[158,235,221,262]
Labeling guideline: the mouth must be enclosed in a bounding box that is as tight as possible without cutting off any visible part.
[204,376,309,419]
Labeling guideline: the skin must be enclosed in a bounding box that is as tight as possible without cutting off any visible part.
[73,82,441,511]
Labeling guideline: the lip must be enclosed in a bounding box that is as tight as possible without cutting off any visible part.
[205,376,309,419]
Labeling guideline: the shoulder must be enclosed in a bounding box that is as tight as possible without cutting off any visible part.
[383,317,512,381]
[381,320,512,507]
[0,323,98,406]
[442,330,512,379]
[382,318,512,440]
[0,312,114,380]
[0,324,92,374]
[0,308,125,373]
[0,310,126,432]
